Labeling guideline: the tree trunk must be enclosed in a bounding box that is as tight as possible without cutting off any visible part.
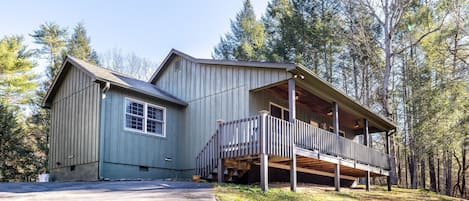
[462,141,466,198]
[445,150,453,196]
[429,152,437,192]
[409,150,417,189]
[381,0,392,117]
[437,156,441,193]
[397,144,402,185]
[352,57,359,100]
[421,157,426,189]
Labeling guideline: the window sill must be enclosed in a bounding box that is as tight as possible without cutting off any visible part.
[124,128,166,139]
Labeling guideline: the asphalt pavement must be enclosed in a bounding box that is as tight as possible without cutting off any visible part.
[0,180,214,201]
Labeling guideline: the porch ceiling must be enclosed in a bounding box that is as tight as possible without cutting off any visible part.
[263,81,384,133]
[292,65,396,132]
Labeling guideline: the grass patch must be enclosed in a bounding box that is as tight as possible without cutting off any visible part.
[215,183,463,201]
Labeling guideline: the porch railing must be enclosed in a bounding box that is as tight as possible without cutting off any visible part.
[195,114,390,178]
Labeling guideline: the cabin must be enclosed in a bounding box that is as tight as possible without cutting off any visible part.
[43,49,396,192]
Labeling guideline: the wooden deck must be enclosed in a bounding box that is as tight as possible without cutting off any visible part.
[195,113,391,191]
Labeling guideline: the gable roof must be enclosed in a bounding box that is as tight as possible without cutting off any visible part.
[149,49,296,84]
[42,56,187,108]
[150,49,396,131]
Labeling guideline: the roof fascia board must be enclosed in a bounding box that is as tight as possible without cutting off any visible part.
[149,49,198,83]
[95,78,187,107]
[291,64,396,130]
[149,49,294,84]
[42,56,97,107]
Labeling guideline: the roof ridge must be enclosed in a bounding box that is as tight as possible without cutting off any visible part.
[149,49,296,83]
[66,55,144,82]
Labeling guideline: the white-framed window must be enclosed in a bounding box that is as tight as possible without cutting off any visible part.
[329,126,345,137]
[124,97,166,137]
[269,102,290,121]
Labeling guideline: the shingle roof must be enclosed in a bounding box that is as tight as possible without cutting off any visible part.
[149,49,396,131]
[42,56,187,108]
[149,49,296,84]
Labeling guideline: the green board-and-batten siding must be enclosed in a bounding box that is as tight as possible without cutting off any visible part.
[49,65,101,176]
[100,88,185,179]
[153,56,291,170]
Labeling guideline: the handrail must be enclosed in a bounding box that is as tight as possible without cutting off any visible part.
[195,130,219,178]
[195,114,390,178]
[294,119,389,169]
[218,115,261,158]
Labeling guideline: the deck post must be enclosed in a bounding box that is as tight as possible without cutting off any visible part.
[217,158,224,183]
[386,131,392,191]
[363,118,370,191]
[288,78,296,121]
[290,146,297,192]
[217,119,225,183]
[333,102,340,192]
[288,79,297,192]
[259,110,269,192]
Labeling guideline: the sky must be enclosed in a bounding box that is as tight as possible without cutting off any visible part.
[0,0,268,75]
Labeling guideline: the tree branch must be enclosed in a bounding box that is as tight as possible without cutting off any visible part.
[360,0,385,26]
[392,13,448,56]
[390,1,410,34]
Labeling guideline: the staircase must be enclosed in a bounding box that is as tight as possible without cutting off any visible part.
[195,129,252,182]
[195,115,262,182]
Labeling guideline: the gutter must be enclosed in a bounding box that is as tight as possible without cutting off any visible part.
[96,78,188,107]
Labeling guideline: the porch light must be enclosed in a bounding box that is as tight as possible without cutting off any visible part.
[327,109,333,116]
[354,121,360,128]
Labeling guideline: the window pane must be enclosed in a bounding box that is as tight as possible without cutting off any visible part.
[126,101,144,116]
[147,120,163,135]
[270,104,282,119]
[283,110,289,121]
[126,114,143,131]
[147,106,163,120]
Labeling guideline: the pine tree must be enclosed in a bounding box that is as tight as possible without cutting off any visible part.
[31,22,68,82]
[0,36,37,105]
[0,103,34,181]
[31,23,69,174]
[213,0,266,61]
[67,23,99,64]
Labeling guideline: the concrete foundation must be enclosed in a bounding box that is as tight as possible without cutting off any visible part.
[50,162,99,181]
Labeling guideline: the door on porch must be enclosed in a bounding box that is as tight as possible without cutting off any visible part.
[270,102,289,121]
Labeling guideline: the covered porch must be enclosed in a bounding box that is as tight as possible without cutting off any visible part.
[195,68,395,192]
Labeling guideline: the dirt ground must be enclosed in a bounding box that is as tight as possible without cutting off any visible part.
[0,180,214,201]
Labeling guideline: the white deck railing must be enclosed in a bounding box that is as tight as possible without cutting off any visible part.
[195,114,390,178]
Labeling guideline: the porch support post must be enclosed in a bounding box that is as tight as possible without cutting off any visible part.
[290,146,297,192]
[363,118,370,191]
[288,78,296,121]
[288,78,297,192]
[333,102,340,192]
[217,119,225,183]
[259,110,269,192]
[386,131,392,191]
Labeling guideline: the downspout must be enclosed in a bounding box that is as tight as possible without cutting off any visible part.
[98,81,110,180]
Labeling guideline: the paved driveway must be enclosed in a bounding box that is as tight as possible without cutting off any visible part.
[0,181,214,201]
